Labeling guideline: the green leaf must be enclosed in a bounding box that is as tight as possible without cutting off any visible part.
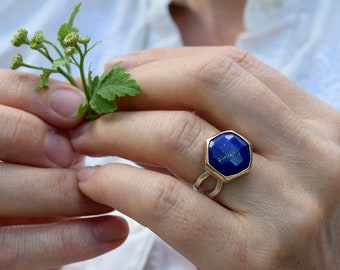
[89,94,117,114]
[10,2,141,120]
[86,62,141,118]
[97,63,142,100]
[87,69,100,97]
[51,58,67,69]
[35,69,52,89]
[57,3,81,44]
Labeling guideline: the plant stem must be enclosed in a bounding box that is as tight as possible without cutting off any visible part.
[44,39,73,75]
[75,44,90,102]
[37,46,79,88]
[43,39,64,59]
[21,63,55,72]
[58,67,79,87]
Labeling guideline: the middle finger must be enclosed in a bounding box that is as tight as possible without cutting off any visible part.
[117,52,304,155]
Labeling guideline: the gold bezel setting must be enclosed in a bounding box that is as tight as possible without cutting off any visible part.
[194,130,252,198]
[204,130,252,183]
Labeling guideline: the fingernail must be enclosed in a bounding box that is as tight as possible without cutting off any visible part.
[105,53,137,70]
[51,89,86,117]
[45,131,75,167]
[93,217,129,242]
[78,166,96,183]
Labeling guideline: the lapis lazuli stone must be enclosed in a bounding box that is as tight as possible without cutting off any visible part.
[207,131,251,178]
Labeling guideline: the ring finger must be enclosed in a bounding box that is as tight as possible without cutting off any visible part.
[72,110,269,211]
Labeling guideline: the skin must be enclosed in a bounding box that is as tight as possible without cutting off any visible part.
[170,0,246,45]
[2,0,339,269]
[0,69,129,270]
[0,1,245,268]
[72,46,340,269]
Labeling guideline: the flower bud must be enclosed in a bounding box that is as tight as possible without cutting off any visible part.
[64,46,76,56]
[78,35,91,44]
[11,28,28,47]
[11,54,23,70]
[63,32,79,47]
[30,30,44,49]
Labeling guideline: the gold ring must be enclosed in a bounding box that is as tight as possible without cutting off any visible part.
[193,130,252,198]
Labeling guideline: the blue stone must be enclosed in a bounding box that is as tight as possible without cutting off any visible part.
[207,131,251,178]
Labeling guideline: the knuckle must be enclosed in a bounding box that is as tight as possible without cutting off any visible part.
[149,178,179,220]
[36,224,72,267]
[49,170,75,206]
[54,226,72,256]
[5,71,36,105]
[288,200,324,244]
[159,111,202,156]
[223,46,258,69]
[192,49,244,89]
[302,128,340,187]
[0,228,19,269]
[0,110,28,149]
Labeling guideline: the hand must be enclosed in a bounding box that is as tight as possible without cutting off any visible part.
[0,69,128,270]
[72,47,340,269]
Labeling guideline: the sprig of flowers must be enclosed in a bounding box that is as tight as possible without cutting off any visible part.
[10,3,141,120]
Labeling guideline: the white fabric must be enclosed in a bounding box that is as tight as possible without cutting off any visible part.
[239,0,340,108]
[0,0,339,269]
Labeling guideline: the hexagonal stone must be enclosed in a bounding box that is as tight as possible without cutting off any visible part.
[206,131,252,181]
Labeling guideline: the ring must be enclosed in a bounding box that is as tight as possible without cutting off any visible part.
[193,130,252,198]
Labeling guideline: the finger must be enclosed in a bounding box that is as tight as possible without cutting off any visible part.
[0,105,76,167]
[111,51,305,154]
[85,51,304,157]
[0,216,128,270]
[0,217,67,227]
[0,69,86,129]
[0,163,112,217]
[72,111,267,211]
[72,111,215,180]
[108,46,328,118]
[78,164,244,269]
